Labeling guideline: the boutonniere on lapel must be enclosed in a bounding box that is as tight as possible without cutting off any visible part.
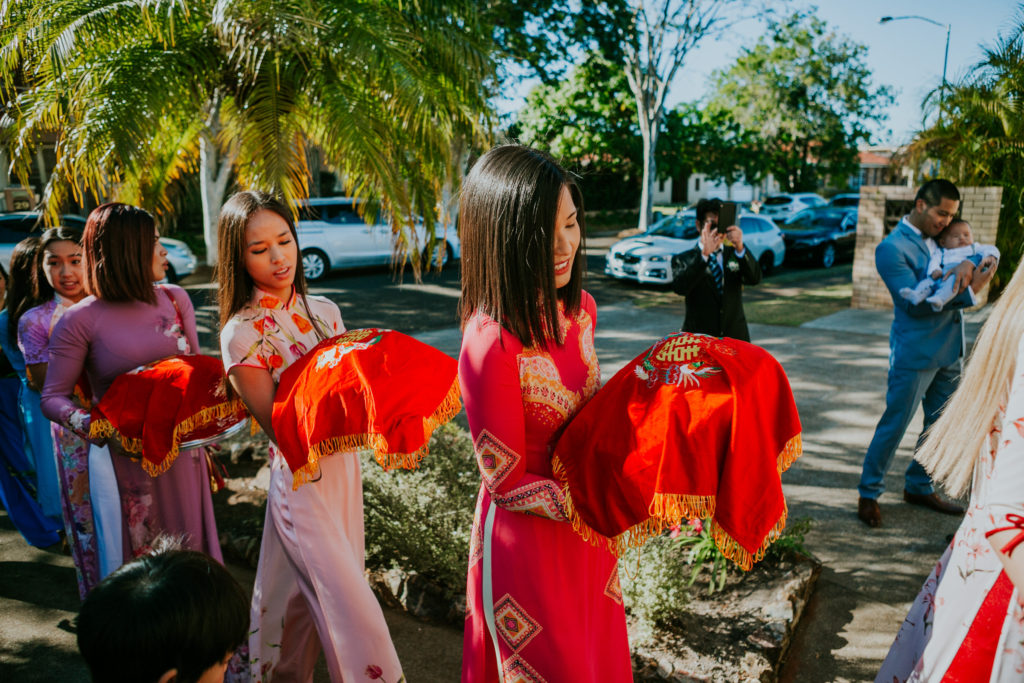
[726,259,740,273]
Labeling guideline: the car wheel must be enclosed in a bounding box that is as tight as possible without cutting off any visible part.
[820,243,836,269]
[165,263,179,284]
[302,249,329,282]
[421,241,452,270]
[758,251,774,276]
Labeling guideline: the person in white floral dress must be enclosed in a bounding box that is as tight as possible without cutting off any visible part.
[216,191,403,683]
[878,256,1024,682]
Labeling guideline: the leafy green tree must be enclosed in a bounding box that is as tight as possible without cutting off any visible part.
[515,54,767,209]
[579,0,757,229]
[1,0,489,267]
[902,10,1024,289]
[481,0,578,83]
[515,57,643,209]
[706,11,893,192]
[659,104,768,192]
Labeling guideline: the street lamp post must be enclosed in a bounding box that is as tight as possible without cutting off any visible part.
[879,15,952,124]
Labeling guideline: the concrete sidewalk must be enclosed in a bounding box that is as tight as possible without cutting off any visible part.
[0,301,977,682]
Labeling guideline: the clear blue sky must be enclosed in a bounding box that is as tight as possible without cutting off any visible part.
[501,1,1021,147]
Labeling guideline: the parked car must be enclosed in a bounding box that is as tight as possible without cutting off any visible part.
[159,237,198,283]
[604,210,786,285]
[828,193,860,208]
[781,207,858,268]
[1,212,198,283]
[1,212,85,271]
[761,193,828,223]
[296,197,460,282]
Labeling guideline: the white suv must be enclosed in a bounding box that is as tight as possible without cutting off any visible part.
[604,210,787,284]
[761,193,827,223]
[296,197,460,282]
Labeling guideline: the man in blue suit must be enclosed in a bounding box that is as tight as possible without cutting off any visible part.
[857,179,997,527]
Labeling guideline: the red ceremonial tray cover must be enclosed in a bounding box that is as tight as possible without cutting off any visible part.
[552,332,802,570]
[272,328,461,489]
[89,354,248,477]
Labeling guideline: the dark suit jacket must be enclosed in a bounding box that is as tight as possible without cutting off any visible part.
[670,245,761,341]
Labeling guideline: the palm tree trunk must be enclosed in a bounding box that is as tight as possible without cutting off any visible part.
[199,131,231,266]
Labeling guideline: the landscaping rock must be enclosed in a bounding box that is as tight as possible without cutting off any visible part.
[367,567,466,625]
[629,553,820,683]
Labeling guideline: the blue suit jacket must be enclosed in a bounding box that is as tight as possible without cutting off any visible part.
[876,220,973,370]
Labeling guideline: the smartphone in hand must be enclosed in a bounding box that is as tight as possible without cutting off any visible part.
[717,201,738,234]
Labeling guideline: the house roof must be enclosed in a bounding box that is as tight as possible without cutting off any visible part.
[859,150,891,167]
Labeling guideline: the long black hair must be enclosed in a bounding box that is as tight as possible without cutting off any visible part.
[83,203,158,304]
[5,236,43,348]
[458,144,585,346]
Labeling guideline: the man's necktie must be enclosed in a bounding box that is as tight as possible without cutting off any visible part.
[707,253,723,293]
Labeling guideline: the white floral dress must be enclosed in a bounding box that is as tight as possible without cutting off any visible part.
[878,331,1024,682]
[221,286,403,683]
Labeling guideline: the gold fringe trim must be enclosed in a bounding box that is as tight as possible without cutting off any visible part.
[550,454,618,554]
[88,418,142,455]
[649,492,717,521]
[89,400,248,478]
[777,432,803,474]
[706,505,790,571]
[551,432,801,571]
[291,378,462,490]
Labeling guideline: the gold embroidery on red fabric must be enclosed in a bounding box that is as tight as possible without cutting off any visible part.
[518,306,599,427]
[493,594,543,653]
[492,480,568,521]
[502,654,548,683]
[474,430,521,491]
[604,566,623,605]
[468,491,485,568]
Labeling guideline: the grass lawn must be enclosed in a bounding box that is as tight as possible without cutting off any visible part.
[628,264,854,327]
[743,281,852,326]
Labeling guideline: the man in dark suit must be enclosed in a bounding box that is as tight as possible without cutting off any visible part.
[670,198,761,341]
[856,179,997,527]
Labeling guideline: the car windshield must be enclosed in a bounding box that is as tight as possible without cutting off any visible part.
[648,217,687,238]
[764,196,792,206]
[830,196,859,207]
[299,203,366,224]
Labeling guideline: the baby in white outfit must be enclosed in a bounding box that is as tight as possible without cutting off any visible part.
[899,219,999,311]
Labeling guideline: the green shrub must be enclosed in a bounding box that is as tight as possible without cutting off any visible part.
[362,419,814,619]
[764,516,813,562]
[620,533,695,629]
[622,517,814,630]
[361,421,479,598]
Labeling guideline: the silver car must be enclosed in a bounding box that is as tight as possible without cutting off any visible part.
[296,197,460,282]
[604,210,786,285]
[761,193,828,223]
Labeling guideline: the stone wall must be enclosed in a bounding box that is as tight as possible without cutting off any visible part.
[851,185,1003,309]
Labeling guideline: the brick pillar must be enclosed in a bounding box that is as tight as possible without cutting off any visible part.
[956,187,1002,306]
[851,185,1003,310]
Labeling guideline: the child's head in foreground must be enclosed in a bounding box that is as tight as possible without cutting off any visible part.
[938,219,974,250]
[77,544,248,683]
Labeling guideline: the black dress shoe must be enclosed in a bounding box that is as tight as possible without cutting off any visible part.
[858,497,881,527]
[903,491,965,515]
